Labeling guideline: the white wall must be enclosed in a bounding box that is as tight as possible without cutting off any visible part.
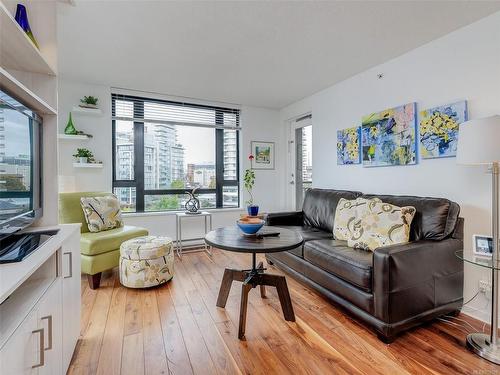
[240,106,286,212]
[58,80,112,192]
[57,80,285,242]
[280,12,500,322]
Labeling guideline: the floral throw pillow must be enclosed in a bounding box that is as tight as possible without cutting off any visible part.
[80,195,123,233]
[333,197,381,240]
[347,201,416,251]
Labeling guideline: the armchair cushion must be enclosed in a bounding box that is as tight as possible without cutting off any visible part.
[80,225,149,256]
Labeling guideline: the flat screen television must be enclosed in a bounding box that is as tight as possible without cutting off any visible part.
[0,89,42,240]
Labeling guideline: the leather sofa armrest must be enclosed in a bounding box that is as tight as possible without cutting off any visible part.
[373,238,463,323]
[266,211,304,226]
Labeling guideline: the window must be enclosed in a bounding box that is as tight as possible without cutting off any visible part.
[112,93,240,212]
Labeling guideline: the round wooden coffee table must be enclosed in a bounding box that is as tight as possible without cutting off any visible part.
[205,226,303,339]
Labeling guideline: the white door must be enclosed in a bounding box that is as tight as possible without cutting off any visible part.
[37,279,63,375]
[0,310,39,375]
[61,232,81,373]
[288,114,312,210]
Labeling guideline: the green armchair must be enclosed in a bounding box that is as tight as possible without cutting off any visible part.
[59,192,148,289]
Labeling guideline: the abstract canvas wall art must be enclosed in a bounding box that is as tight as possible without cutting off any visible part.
[419,100,468,159]
[337,126,361,165]
[361,103,417,167]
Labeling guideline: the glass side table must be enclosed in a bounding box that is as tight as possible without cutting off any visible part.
[175,211,213,259]
[456,250,500,364]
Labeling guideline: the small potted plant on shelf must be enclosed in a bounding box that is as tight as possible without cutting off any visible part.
[73,148,94,164]
[244,154,259,216]
[79,96,99,109]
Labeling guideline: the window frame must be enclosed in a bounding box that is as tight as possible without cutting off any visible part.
[112,94,240,213]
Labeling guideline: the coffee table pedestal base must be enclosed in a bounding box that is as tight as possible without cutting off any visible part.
[216,261,295,339]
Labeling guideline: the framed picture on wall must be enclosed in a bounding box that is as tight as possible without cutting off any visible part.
[473,234,493,257]
[251,141,275,170]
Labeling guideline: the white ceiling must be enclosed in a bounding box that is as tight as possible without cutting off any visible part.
[57,1,500,109]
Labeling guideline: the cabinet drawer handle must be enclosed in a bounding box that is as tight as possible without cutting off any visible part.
[64,251,73,278]
[41,315,53,350]
[32,328,45,368]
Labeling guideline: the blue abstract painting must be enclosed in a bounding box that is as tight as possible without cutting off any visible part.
[361,103,417,167]
[337,127,361,165]
[419,100,468,159]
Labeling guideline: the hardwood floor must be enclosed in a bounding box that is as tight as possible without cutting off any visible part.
[69,249,499,375]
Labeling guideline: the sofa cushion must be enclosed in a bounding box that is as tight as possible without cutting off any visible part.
[80,225,149,256]
[281,225,334,242]
[361,194,460,241]
[304,239,373,292]
[302,189,361,232]
[277,225,334,258]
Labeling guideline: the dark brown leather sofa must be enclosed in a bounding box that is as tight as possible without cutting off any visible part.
[265,188,464,342]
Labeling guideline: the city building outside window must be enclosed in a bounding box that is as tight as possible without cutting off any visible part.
[112,93,240,212]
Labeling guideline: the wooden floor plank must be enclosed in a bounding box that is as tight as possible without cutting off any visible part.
[121,332,145,375]
[168,275,218,375]
[95,276,127,375]
[69,271,115,375]
[156,285,193,375]
[175,260,242,375]
[68,249,498,375]
[124,288,143,336]
[142,290,169,375]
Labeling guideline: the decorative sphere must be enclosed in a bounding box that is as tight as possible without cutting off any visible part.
[185,197,200,213]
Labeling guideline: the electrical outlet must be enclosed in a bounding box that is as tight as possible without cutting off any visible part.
[479,279,492,295]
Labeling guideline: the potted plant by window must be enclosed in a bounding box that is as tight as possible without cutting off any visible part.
[79,96,99,109]
[73,148,94,164]
[244,154,259,216]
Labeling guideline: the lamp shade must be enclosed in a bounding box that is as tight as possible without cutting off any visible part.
[457,115,500,165]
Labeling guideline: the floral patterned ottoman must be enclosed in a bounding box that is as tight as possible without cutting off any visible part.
[119,236,174,288]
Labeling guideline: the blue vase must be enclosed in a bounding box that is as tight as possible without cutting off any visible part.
[247,205,259,216]
[15,4,39,49]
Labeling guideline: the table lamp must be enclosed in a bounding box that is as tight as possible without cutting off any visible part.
[457,115,500,363]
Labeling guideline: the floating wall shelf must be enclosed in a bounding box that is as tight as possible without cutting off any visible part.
[72,106,103,116]
[0,3,56,75]
[73,163,103,169]
[0,67,57,115]
[58,134,91,140]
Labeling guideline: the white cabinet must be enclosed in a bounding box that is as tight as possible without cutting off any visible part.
[37,279,63,375]
[0,225,81,375]
[61,231,81,371]
[0,311,38,375]
[0,279,64,375]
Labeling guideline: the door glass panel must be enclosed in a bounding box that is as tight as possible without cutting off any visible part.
[295,124,312,209]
